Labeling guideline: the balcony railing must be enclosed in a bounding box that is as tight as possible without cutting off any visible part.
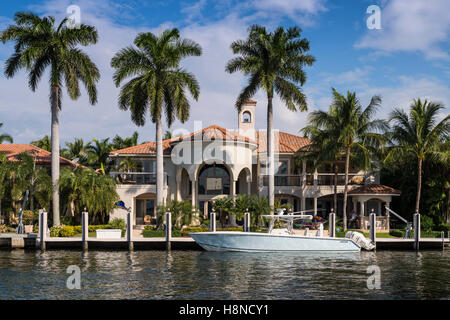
[110,172,168,185]
[262,173,365,187]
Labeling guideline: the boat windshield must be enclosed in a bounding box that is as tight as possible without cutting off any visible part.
[261,210,315,234]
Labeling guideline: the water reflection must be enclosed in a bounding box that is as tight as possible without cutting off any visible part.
[0,250,448,299]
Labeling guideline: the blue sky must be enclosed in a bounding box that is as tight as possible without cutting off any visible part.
[0,0,449,145]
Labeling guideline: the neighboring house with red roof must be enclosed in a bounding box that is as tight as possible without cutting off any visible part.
[0,144,79,168]
[109,100,398,230]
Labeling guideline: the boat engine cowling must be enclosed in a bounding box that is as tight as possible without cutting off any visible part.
[345,231,375,251]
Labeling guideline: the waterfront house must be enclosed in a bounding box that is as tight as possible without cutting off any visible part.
[109,100,400,230]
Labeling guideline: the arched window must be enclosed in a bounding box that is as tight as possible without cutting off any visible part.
[198,164,230,195]
[242,111,252,123]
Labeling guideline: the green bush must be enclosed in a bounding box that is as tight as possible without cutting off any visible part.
[389,229,404,238]
[59,226,75,237]
[0,224,16,233]
[420,215,434,231]
[88,225,109,232]
[143,229,165,237]
[108,218,126,236]
[22,210,35,225]
[50,225,63,237]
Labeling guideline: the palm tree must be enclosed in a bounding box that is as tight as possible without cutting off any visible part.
[2,12,100,225]
[386,99,449,214]
[62,138,91,165]
[213,197,234,227]
[31,135,51,152]
[300,119,344,215]
[307,88,387,230]
[111,131,139,150]
[87,138,112,174]
[111,29,201,209]
[119,157,138,172]
[0,123,13,143]
[226,25,315,211]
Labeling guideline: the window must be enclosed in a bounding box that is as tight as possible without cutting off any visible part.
[242,111,251,123]
[198,164,230,195]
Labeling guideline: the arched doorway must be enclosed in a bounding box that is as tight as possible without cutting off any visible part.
[135,193,156,225]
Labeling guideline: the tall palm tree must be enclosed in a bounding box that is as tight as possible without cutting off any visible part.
[299,124,343,214]
[226,25,315,211]
[308,88,387,230]
[87,138,112,174]
[0,123,13,143]
[386,99,449,214]
[31,135,51,152]
[111,29,201,209]
[1,12,100,225]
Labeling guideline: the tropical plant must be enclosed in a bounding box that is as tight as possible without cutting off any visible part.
[111,28,201,211]
[226,25,315,211]
[118,157,138,172]
[213,197,234,227]
[306,89,387,230]
[30,135,51,152]
[386,99,449,215]
[0,123,13,143]
[1,12,100,225]
[87,138,112,174]
[156,200,196,228]
[111,131,139,150]
[61,138,91,165]
[59,167,119,224]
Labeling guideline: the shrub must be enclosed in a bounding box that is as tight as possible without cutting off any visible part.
[143,229,165,237]
[50,225,63,237]
[59,226,75,237]
[0,224,16,233]
[107,218,126,236]
[22,210,35,225]
[434,224,450,233]
[420,215,434,231]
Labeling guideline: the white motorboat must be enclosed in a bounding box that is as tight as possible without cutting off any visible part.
[190,210,369,252]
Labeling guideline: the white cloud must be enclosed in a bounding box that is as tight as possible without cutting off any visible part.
[355,0,450,60]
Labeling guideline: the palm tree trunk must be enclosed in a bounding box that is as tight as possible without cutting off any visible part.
[267,96,274,212]
[51,85,60,226]
[334,162,338,213]
[343,146,351,231]
[156,116,164,208]
[415,157,422,213]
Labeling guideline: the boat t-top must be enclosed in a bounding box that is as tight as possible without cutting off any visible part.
[190,209,374,252]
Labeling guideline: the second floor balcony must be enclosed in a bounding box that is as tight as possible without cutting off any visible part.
[262,173,366,187]
[110,172,168,185]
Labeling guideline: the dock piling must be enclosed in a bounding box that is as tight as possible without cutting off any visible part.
[414,212,420,250]
[329,209,336,238]
[39,209,47,251]
[166,210,171,250]
[369,210,376,248]
[82,208,88,251]
[244,209,250,232]
[127,209,134,251]
[210,208,216,232]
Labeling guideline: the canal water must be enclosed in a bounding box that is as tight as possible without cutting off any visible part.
[0,250,448,299]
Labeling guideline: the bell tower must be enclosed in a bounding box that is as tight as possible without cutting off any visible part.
[238,99,257,140]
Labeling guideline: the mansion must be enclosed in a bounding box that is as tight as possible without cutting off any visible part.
[109,100,400,230]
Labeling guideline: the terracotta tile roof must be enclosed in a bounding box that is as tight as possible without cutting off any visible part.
[348,184,401,195]
[111,125,257,156]
[256,131,311,153]
[110,125,312,156]
[0,144,78,167]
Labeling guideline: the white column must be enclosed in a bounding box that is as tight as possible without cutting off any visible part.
[301,161,306,187]
[191,179,196,207]
[313,197,317,216]
[301,197,306,212]
[360,201,365,216]
[231,180,236,201]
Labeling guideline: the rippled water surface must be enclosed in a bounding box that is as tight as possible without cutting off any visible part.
[0,250,449,299]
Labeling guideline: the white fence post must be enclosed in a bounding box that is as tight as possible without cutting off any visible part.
[369,209,376,247]
[166,210,171,250]
[210,208,216,232]
[244,209,250,232]
[414,212,420,250]
[329,209,336,238]
[40,209,47,251]
[82,207,88,251]
[127,209,134,251]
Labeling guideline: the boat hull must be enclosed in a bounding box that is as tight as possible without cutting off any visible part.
[190,232,361,252]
